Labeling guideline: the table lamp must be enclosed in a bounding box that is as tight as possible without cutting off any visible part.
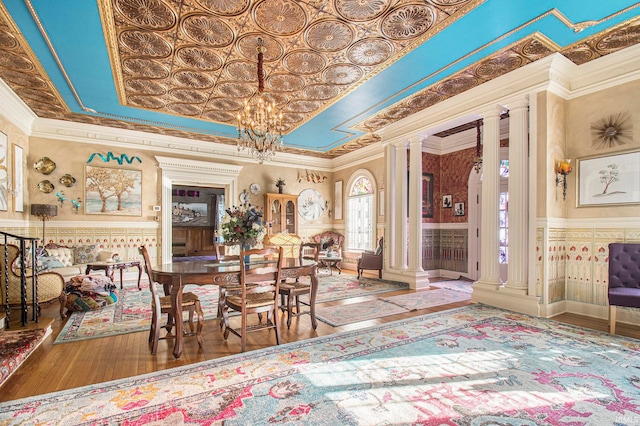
[30,204,57,246]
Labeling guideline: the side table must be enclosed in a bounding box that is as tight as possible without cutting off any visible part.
[318,255,342,275]
[86,260,143,290]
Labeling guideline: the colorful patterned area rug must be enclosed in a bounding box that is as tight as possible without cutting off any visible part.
[54,281,220,344]
[3,304,640,424]
[300,274,409,304]
[379,288,471,311]
[316,288,471,326]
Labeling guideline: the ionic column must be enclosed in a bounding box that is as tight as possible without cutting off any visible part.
[384,142,395,272]
[505,99,530,292]
[393,142,408,270]
[477,106,503,287]
[408,138,424,271]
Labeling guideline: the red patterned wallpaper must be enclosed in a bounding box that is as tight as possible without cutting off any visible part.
[420,147,476,223]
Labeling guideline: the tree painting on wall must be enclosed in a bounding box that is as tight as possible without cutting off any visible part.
[85,165,142,215]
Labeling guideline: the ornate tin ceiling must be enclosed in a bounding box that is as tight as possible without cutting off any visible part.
[0,1,639,159]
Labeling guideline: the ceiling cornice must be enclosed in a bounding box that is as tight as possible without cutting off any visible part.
[0,78,36,134]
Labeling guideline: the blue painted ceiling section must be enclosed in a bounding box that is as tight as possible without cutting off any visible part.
[4,0,640,152]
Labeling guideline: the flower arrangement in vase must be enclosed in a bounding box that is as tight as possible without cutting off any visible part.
[275,178,285,194]
[220,204,267,248]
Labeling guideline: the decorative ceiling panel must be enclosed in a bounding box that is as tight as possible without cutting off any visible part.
[103,0,481,133]
[0,2,638,160]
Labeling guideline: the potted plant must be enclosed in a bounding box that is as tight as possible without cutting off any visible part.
[275,178,286,194]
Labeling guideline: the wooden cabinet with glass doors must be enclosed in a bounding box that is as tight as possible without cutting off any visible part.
[264,193,297,236]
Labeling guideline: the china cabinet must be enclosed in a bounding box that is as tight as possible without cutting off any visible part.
[264,193,297,236]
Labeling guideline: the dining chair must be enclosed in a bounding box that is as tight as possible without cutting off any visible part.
[222,246,283,352]
[278,242,319,328]
[139,245,204,354]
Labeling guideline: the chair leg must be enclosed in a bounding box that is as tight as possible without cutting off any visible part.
[357,268,361,278]
[378,269,382,279]
[187,308,195,334]
[240,310,247,353]
[286,290,294,329]
[151,315,161,355]
[609,305,617,334]
[194,300,204,347]
[274,307,281,346]
[222,306,230,339]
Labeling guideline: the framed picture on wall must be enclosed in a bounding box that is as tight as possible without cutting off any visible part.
[334,180,343,220]
[85,165,142,215]
[172,202,211,226]
[454,202,465,216]
[422,172,434,218]
[13,144,24,212]
[443,194,452,209]
[577,149,640,207]
[0,132,7,212]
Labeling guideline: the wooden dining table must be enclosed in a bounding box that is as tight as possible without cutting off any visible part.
[151,257,318,358]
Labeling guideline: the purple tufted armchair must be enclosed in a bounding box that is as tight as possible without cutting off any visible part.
[357,237,384,279]
[608,243,640,334]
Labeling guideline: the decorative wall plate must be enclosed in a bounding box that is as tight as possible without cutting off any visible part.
[239,190,250,204]
[250,183,261,194]
[298,188,324,220]
[34,157,56,174]
[37,180,54,193]
[59,174,76,187]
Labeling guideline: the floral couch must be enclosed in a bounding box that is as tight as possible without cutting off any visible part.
[42,243,119,281]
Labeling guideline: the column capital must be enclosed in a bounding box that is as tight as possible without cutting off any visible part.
[478,104,505,119]
[505,97,529,112]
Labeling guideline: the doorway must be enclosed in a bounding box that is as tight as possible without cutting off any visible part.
[157,157,242,264]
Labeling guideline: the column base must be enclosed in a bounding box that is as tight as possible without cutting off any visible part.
[472,282,541,316]
[383,269,431,290]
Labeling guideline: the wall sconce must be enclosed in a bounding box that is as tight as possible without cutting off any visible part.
[555,159,573,200]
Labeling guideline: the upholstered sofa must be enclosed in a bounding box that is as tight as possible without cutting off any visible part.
[42,243,119,281]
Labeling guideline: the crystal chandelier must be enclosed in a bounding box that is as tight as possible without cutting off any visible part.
[237,37,284,164]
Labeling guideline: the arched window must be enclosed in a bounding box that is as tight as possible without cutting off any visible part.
[346,173,375,251]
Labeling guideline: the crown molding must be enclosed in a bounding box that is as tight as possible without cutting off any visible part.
[30,117,333,170]
[0,78,36,135]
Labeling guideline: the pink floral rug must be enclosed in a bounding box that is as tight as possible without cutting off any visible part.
[3,305,640,424]
[0,328,47,387]
[54,281,219,344]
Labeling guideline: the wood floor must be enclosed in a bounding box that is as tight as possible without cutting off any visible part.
[2,269,639,403]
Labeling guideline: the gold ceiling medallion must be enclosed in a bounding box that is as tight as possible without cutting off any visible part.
[236,37,284,164]
[590,112,632,149]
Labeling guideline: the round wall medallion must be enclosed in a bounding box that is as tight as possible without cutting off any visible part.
[298,188,325,220]
[250,183,261,194]
[239,190,251,204]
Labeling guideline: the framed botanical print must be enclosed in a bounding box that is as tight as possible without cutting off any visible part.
[577,149,640,207]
